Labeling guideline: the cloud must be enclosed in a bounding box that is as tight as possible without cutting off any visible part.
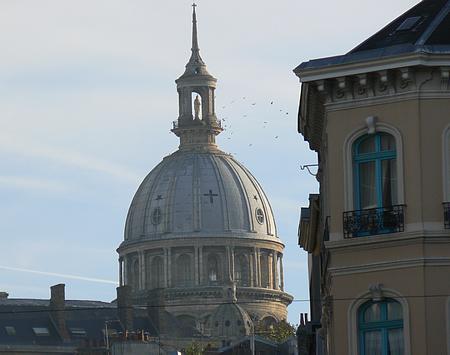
[0,265,117,285]
[0,176,68,193]
[0,138,141,184]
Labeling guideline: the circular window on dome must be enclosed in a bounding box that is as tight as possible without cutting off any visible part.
[255,208,265,224]
[151,207,162,226]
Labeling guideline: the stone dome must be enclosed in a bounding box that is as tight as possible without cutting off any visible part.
[124,149,277,242]
[208,302,253,339]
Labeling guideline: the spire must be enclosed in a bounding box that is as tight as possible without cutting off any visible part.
[191,3,200,58]
[182,3,209,76]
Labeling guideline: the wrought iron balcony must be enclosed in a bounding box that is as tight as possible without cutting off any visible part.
[444,202,450,229]
[343,205,406,238]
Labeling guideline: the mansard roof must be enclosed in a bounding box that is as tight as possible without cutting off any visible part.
[295,0,450,75]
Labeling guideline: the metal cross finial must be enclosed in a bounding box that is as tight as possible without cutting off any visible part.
[192,2,197,9]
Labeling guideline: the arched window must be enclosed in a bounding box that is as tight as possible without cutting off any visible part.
[150,256,164,289]
[176,254,192,286]
[235,254,249,286]
[207,254,220,284]
[353,133,397,210]
[358,299,404,355]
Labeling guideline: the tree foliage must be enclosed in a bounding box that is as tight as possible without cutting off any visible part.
[185,341,204,355]
[255,320,296,343]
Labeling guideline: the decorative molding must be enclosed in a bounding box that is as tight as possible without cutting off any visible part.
[329,257,450,276]
[365,116,377,134]
[368,283,384,302]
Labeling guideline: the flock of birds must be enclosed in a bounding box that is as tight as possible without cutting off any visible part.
[217,96,291,149]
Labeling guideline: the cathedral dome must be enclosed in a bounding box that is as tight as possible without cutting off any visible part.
[124,149,277,242]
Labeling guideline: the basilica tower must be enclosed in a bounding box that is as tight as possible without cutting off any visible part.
[117,5,292,340]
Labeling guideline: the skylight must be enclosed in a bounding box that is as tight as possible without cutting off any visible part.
[70,328,87,337]
[396,16,422,31]
[32,327,50,336]
[5,326,16,336]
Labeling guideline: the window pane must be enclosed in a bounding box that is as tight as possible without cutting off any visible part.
[359,162,377,209]
[364,330,382,355]
[380,134,396,151]
[388,328,404,355]
[382,159,397,206]
[387,301,402,320]
[358,136,376,154]
[364,303,382,322]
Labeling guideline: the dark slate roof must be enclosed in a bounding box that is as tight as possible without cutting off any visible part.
[296,0,450,72]
[0,298,158,348]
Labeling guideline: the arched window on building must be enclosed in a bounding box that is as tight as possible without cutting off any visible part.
[150,256,164,289]
[358,299,404,355]
[354,133,397,210]
[344,132,405,237]
[235,254,249,286]
[207,254,220,284]
[176,254,192,286]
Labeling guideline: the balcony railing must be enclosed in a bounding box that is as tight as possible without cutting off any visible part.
[343,205,406,238]
[444,202,450,229]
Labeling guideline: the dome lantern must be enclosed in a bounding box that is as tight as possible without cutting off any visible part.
[172,3,222,150]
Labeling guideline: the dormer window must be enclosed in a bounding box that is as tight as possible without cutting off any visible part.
[5,326,16,336]
[32,327,50,336]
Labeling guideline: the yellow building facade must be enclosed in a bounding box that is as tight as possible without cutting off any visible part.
[295,1,450,354]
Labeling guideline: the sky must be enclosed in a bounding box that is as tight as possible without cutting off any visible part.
[0,0,419,324]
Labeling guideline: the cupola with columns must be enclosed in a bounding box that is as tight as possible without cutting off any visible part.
[172,3,222,150]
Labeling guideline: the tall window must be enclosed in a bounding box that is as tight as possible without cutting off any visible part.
[150,256,164,289]
[359,299,404,355]
[354,133,397,209]
[177,254,192,286]
[234,254,249,286]
[207,254,219,283]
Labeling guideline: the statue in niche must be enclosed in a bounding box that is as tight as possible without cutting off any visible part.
[194,95,201,120]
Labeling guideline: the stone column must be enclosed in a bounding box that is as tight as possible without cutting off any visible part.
[119,258,123,286]
[256,248,261,287]
[138,251,145,290]
[199,247,204,285]
[231,247,235,281]
[226,247,231,281]
[123,256,128,286]
[280,254,284,291]
[167,248,172,287]
[268,252,274,289]
[249,253,254,287]
[273,252,279,290]
[194,247,199,286]
[163,249,167,288]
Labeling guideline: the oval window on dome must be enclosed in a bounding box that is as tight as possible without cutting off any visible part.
[151,208,162,225]
[255,208,265,224]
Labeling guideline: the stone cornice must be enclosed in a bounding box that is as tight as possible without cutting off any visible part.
[325,231,450,254]
[295,52,450,83]
[118,235,285,254]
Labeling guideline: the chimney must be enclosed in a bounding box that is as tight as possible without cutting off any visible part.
[117,286,133,331]
[0,292,9,300]
[50,284,69,340]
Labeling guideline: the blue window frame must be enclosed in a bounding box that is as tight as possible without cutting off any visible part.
[354,133,397,210]
[359,299,404,355]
